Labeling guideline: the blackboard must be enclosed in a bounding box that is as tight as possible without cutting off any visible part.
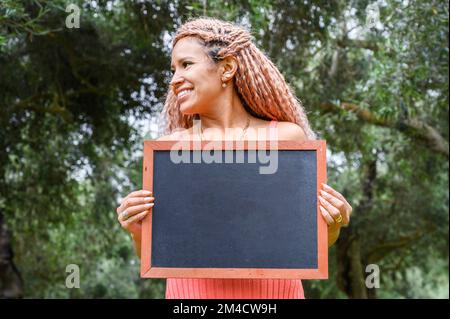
[141,140,328,279]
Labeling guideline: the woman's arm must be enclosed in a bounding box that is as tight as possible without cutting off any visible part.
[328,225,341,247]
[116,189,154,259]
[131,232,142,259]
[117,134,173,259]
[319,183,352,247]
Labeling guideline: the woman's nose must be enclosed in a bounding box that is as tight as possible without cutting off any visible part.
[170,72,184,88]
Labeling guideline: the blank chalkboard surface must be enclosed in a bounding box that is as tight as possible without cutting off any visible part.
[141,140,328,279]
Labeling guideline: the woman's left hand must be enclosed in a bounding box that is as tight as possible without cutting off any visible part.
[318,183,352,231]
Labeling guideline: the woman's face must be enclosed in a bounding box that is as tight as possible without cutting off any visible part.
[170,37,224,115]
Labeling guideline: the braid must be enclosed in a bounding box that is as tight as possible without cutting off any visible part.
[161,17,316,140]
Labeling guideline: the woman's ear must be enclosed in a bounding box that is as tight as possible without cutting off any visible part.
[219,55,238,82]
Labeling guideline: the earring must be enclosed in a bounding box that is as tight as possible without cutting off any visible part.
[222,82,227,88]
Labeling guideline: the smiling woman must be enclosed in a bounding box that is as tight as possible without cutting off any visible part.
[115,17,353,299]
[169,36,240,118]
[162,18,317,140]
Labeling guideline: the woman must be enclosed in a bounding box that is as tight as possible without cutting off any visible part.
[116,17,352,299]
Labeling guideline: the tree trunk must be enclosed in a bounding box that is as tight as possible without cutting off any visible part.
[336,227,369,298]
[0,211,24,298]
[336,157,378,299]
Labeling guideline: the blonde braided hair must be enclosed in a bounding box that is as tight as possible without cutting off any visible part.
[159,17,316,140]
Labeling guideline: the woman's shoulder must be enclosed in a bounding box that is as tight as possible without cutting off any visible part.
[273,121,307,142]
[248,118,306,141]
[155,135,173,141]
[155,120,306,141]
[156,127,193,141]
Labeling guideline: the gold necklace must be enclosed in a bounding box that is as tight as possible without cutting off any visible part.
[200,116,250,141]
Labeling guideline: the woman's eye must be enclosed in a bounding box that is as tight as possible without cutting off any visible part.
[170,62,192,74]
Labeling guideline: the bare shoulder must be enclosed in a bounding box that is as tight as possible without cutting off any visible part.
[276,121,307,142]
[156,128,192,141]
[156,134,174,141]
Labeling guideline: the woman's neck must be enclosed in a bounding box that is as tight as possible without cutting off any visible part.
[197,89,251,132]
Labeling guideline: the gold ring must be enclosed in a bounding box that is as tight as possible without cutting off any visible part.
[335,214,343,223]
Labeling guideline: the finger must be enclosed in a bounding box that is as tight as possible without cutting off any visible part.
[319,190,349,225]
[322,183,351,209]
[322,183,352,221]
[318,195,342,222]
[319,205,335,226]
[119,203,154,221]
[121,190,153,204]
[320,189,346,213]
[118,196,155,215]
[122,210,150,230]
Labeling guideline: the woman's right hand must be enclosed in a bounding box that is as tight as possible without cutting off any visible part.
[116,190,154,237]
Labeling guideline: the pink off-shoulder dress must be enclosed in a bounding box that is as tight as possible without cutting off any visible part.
[165,120,305,299]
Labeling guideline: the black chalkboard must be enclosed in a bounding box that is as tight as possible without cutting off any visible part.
[141,141,328,279]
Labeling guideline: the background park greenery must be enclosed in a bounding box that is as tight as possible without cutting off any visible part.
[0,0,448,298]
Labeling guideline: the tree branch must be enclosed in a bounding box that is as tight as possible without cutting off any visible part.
[366,225,435,264]
[318,102,449,158]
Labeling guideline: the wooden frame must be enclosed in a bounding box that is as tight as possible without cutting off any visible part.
[141,140,328,279]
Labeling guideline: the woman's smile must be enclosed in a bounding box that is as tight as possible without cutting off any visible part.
[177,88,194,104]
